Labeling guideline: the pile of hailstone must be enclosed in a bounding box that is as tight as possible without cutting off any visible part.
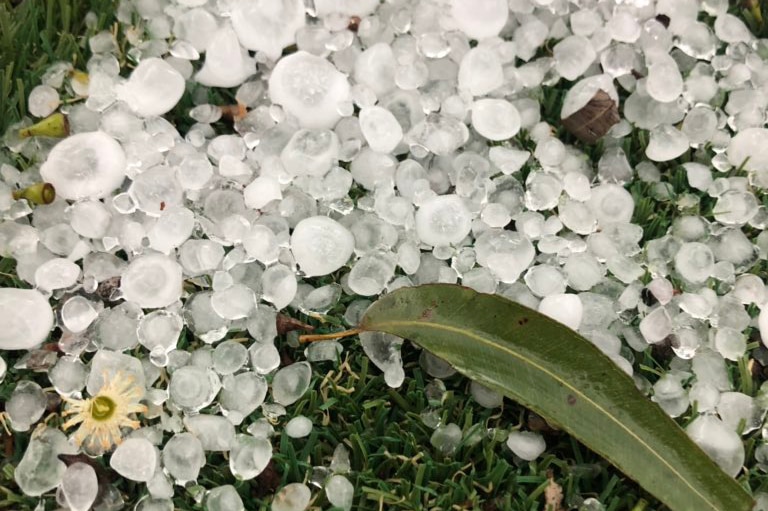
[4,0,768,508]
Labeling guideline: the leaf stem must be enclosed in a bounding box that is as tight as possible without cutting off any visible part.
[299,328,362,344]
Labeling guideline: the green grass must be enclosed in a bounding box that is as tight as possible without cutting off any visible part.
[2,1,768,510]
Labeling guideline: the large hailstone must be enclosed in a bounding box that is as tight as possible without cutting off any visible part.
[291,216,354,277]
[40,131,126,200]
[0,288,54,350]
[231,0,305,61]
[268,51,351,129]
[196,24,256,88]
[415,195,472,246]
[116,58,185,117]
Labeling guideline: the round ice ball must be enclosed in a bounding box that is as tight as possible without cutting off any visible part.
[471,98,521,141]
[268,51,351,129]
[291,216,354,277]
[415,195,472,247]
[39,131,126,200]
[120,254,183,309]
[0,288,54,350]
[117,57,186,117]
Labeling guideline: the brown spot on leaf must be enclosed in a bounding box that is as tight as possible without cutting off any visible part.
[561,89,620,144]
[517,317,529,326]
[566,394,577,406]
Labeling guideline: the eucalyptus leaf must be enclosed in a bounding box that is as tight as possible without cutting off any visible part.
[359,284,753,511]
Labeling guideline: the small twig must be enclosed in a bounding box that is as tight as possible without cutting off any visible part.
[299,328,362,344]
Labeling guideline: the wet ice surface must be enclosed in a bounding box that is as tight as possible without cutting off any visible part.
[4,0,768,507]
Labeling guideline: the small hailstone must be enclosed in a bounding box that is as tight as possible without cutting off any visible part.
[359,106,403,153]
[325,475,353,511]
[471,99,521,141]
[645,125,689,162]
[272,483,311,511]
[285,416,313,438]
[415,195,472,246]
[120,254,183,309]
[27,85,60,118]
[506,431,546,461]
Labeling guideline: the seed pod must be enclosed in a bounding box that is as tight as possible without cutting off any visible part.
[12,182,56,204]
[18,112,69,139]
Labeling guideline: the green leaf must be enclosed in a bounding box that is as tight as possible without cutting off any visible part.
[359,284,754,511]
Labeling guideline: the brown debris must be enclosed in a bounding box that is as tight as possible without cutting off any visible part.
[543,470,564,511]
[251,459,281,498]
[276,313,316,335]
[561,89,620,144]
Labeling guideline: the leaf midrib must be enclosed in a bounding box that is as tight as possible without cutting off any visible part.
[365,318,718,511]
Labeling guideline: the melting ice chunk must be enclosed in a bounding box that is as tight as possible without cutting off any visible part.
[14,427,73,497]
[269,51,351,129]
[231,0,305,61]
[415,195,472,247]
[360,331,405,388]
[116,58,185,117]
[291,216,354,277]
[196,24,256,88]
[359,106,403,153]
[272,362,312,406]
[686,415,744,477]
[61,462,98,511]
[110,437,157,482]
[39,131,126,200]
[162,433,206,484]
[0,288,54,350]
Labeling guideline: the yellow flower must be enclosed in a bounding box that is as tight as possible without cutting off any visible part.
[61,372,146,453]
